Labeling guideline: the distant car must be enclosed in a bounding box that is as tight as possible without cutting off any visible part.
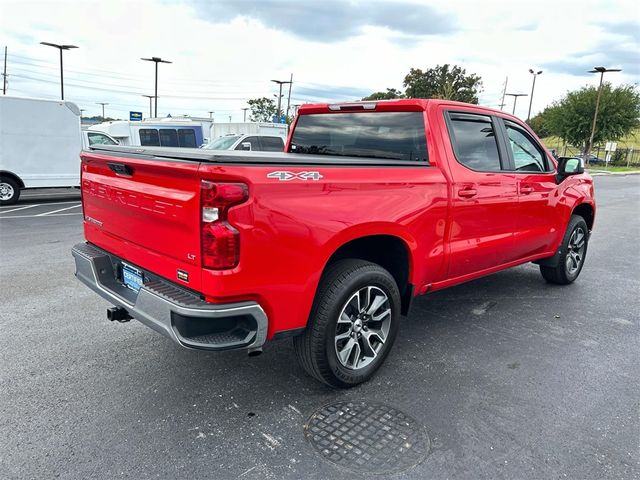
[202,134,285,152]
[580,153,605,165]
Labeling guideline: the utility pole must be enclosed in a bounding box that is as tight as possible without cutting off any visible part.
[285,73,293,120]
[40,42,78,100]
[141,56,172,117]
[505,93,528,116]
[585,66,621,164]
[241,107,249,122]
[96,102,108,120]
[142,95,154,118]
[2,46,7,95]
[500,76,508,111]
[271,78,292,122]
[527,69,543,121]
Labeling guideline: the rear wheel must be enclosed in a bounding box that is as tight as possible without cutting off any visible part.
[540,215,589,284]
[0,177,20,206]
[293,259,400,388]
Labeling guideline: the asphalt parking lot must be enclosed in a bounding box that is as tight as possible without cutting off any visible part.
[1,177,638,480]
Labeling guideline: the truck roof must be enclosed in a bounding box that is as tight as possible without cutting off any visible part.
[298,98,511,119]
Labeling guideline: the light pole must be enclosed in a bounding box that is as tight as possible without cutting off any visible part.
[271,78,291,121]
[208,111,214,119]
[527,69,542,121]
[505,93,528,116]
[585,66,622,163]
[96,102,108,120]
[141,56,172,117]
[40,42,78,100]
[241,107,249,122]
[142,95,154,118]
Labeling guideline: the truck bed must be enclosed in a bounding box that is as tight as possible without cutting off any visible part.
[88,144,426,167]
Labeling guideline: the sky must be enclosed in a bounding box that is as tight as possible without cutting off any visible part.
[1,0,638,122]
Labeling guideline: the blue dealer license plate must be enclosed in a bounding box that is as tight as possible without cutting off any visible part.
[122,264,144,292]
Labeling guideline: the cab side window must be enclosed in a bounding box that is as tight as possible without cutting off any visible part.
[447,113,502,172]
[505,123,548,172]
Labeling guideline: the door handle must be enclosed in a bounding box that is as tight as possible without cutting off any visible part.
[458,187,477,198]
[520,184,534,195]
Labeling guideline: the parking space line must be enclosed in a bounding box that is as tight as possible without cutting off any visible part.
[21,193,80,197]
[0,212,82,219]
[0,200,80,209]
[36,204,82,216]
[0,204,41,214]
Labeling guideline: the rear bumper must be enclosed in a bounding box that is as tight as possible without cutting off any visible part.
[71,242,268,351]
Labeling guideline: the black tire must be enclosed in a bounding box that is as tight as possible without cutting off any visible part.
[0,177,20,206]
[540,215,589,285]
[293,259,401,388]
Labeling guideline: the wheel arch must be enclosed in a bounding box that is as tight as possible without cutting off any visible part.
[572,202,595,231]
[321,233,414,316]
[0,170,25,189]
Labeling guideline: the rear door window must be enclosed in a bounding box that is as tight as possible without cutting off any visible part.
[446,113,502,171]
[260,136,285,151]
[289,112,428,162]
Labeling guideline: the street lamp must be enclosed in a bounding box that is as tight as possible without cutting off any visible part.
[505,93,528,116]
[208,110,215,119]
[142,95,155,118]
[141,56,172,117]
[585,66,622,164]
[271,78,292,121]
[527,69,542,121]
[40,42,78,100]
[96,102,108,120]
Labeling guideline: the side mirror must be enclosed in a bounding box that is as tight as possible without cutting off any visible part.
[556,157,584,183]
[238,142,252,151]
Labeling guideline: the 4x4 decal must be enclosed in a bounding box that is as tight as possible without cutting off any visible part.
[267,171,323,181]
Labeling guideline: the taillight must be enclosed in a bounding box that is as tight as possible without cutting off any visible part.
[201,181,249,269]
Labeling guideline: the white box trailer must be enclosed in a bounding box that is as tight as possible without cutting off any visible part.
[0,96,114,205]
[210,122,288,141]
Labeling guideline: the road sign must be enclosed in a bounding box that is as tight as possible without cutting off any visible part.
[605,142,617,152]
[130,111,143,121]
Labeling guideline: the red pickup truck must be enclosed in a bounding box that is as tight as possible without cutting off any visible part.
[72,99,595,387]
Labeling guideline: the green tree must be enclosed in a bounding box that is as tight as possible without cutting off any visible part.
[542,83,640,155]
[247,97,277,122]
[362,88,404,100]
[403,64,483,104]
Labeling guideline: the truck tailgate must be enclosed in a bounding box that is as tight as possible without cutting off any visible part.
[81,151,201,275]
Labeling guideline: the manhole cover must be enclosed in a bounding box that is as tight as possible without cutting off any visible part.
[304,401,429,474]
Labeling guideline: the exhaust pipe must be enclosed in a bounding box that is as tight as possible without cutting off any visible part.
[107,306,132,323]
[247,347,263,357]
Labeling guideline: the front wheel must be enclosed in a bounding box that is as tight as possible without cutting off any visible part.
[540,215,589,285]
[293,259,401,388]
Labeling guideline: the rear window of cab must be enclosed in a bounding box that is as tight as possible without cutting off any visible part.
[289,112,428,163]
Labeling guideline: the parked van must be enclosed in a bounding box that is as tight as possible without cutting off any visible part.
[0,96,117,205]
[89,117,212,148]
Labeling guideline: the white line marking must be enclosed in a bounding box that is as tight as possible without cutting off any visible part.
[36,204,82,216]
[0,204,41,214]
[0,212,82,219]
[0,200,80,209]
[21,192,80,197]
